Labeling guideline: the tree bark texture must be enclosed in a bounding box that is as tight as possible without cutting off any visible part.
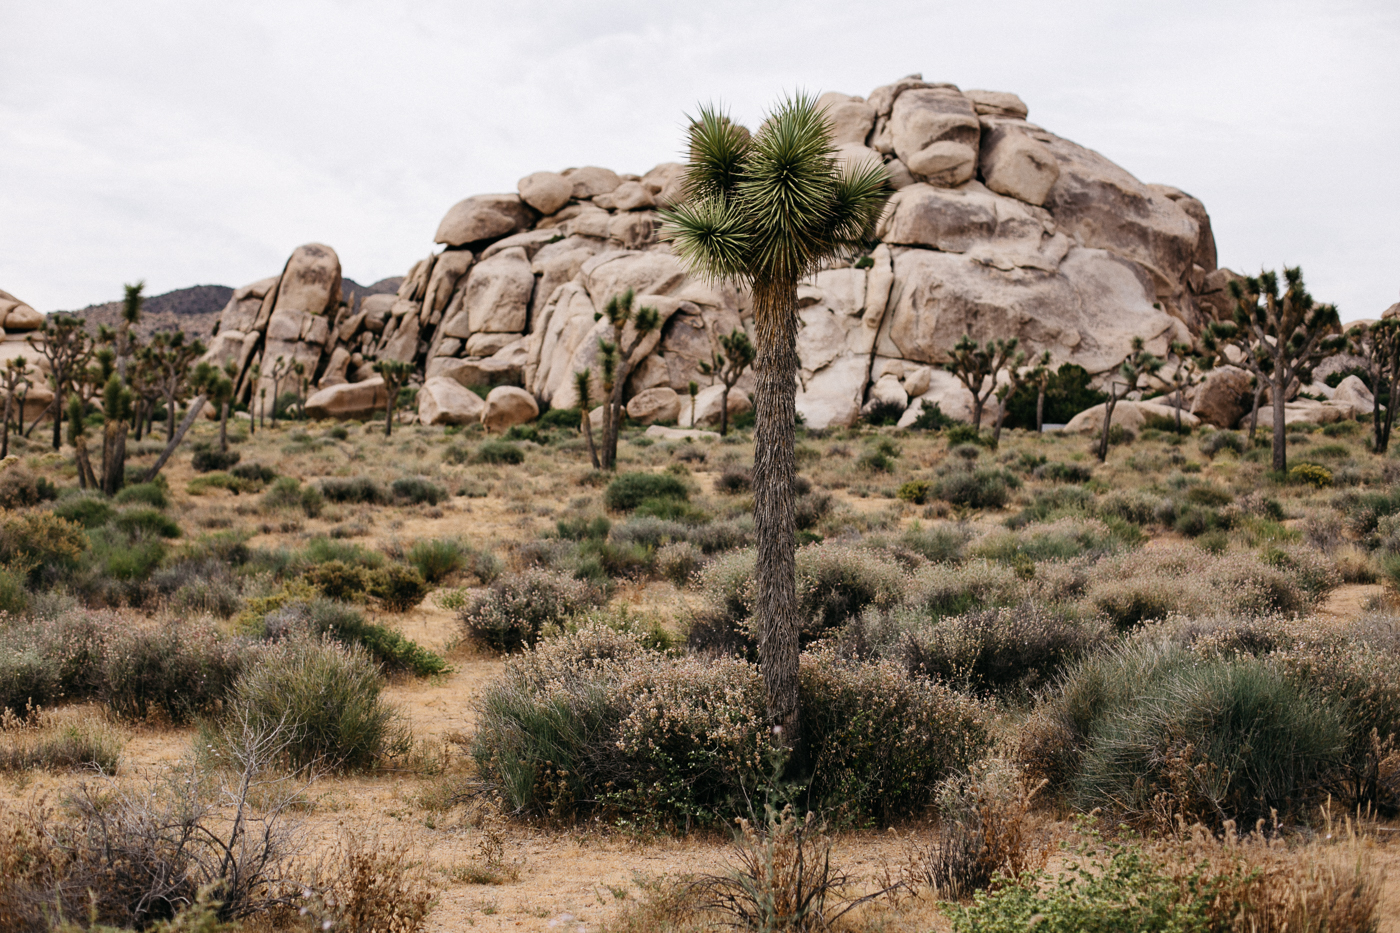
[750,278,802,759]
[1271,371,1288,473]
[73,435,96,489]
[1036,389,1045,433]
[101,421,127,495]
[1097,391,1118,462]
[144,394,207,483]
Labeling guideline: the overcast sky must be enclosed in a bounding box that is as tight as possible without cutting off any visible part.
[2,0,1396,321]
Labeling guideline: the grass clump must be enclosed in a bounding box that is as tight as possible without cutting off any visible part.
[113,480,170,509]
[935,467,1019,510]
[217,635,408,772]
[112,508,181,539]
[392,476,447,505]
[604,472,690,511]
[319,476,389,505]
[52,495,116,529]
[475,440,525,464]
[258,598,445,677]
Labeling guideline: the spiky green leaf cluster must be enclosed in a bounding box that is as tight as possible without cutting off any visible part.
[660,95,891,287]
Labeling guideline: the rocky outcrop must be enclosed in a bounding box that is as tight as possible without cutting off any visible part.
[205,73,1232,429]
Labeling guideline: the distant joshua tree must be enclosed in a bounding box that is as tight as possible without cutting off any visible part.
[700,327,756,436]
[1097,337,1162,463]
[373,359,414,438]
[947,334,1020,431]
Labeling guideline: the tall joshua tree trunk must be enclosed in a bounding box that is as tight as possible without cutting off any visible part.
[751,278,802,754]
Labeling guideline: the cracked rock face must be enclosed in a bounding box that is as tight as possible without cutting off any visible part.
[206,73,1227,429]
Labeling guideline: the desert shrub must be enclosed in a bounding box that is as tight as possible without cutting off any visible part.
[0,611,114,713]
[152,558,243,619]
[0,467,58,509]
[0,712,122,774]
[857,437,900,472]
[556,514,611,541]
[1338,486,1400,537]
[100,621,243,723]
[85,525,166,587]
[909,559,1029,619]
[657,541,702,585]
[895,606,1112,697]
[318,476,388,504]
[1022,640,1347,828]
[608,516,687,551]
[935,467,1018,510]
[367,563,428,612]
[442,443,472,465]
[689,517,754,553]
[793,491,833,531]
[474,440,525,464]
[910,401,954,430]
[605,472,689,511]
[1002,363,1106,430]
[261,476,324,517]
[0,512,87,583]
[460,569,604,652]
[221,635,407,772]
[1033,461,1093,483]
[1084,545,1331,627]
[1095,488,1162,526]
[862,398,906,426]
[900,523,970,563]
[971,517,1123,565]
[1185,483,1233,507]
[0,567,27,616]
[801,647,990,820]
[113,508,181,539]
[299,537,384,570]
[52,495,117,529]
[407,537,492,584]
[190,443,240,473]
[897,479,933,504]
[259,598,445,677]
[1289,462,1333,487]
[392,476,447,505]
[633,496,709,523]
[302,560,373,601]
[539,406,581,430]
[1174,504,1224,537]
[113,481,169,509]
[230,462,276,484]
[714,469,752,494]
[944,424,990,447]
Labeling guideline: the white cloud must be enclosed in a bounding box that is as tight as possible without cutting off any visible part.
[1,0,1396,319]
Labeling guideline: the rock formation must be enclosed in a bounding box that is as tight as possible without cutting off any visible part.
[205,73,1237,429]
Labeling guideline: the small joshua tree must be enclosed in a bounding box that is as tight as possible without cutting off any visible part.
[1,357,31,459]
[1346,318,1400,453]
[66,396,97,489]
[575,368,599,469]
[1165,340,1206,432]
[99,372,133,495]
[1027,351,1052,433]
[948,334,1020,431]
[597,289,660,470]
[700,327,756,436]
[688,380,699,427]
[373,359,414,438]
[1230,267,1343,473]
[30,313,93,450]
[117,281,143,380]
[1097,337,1163,462]
[267,355,292,426]
[991,347,1028,445]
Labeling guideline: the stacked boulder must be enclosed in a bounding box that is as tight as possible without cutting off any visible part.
[205,73,1236,430]
[0,288,55,421]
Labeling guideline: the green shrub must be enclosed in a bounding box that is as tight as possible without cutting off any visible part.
[460,569,604,652]
[973,517,1124,564]
[1289,463,1333,487]
[392,476,447,505]
[604,472,689,511]
[1001,363,1106,431]
[909,560,1029,620]
[539,406,581,430]
[53,496,117,529]
[1322,419,1361,436]
[101,621,243,723]
[259,598,445,677]
[220,635,407,772]
[1033,461,1094,483]
[302,560,374,602]
[1029,641,1348,828]
[475,440,525,464]
[261,476,324,517]
[113,481,170,509]
[442,443,473,465]
[0,512,88,581]
[944,424,989,447]
[556,515,611,541]
[1185,483,1233,507]
[230,462,277,484]
[87,526,166,584]
[0,566,28,616]
[714,469,752,494]
[113,508,181,539]
[1173,504,1223,538]
[318,476,389,504]
[910,401,954,431]
[407,538,471,584]
[862,399,906,426]
[897,480,932,504]
[367,563,429,612]
[300,537,384,570]
[190,443,240,473]
[935,467,1017,510]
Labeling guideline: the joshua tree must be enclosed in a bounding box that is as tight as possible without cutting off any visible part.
[1345,318,1400,453]
[1165,341,1205,432]
[687,380,699,427]
[66,396,97,489]
[575,368,599,469]
[1027,351,1052,433]
[991,347,1029,445]
[1199,319,1269,441]
[1,358,31,459]
[99,373,133,495]
[145,330,205,443]
[267,355,292,426]
[247,363,262,434]
[1097,337,1163,462]
[699,327,756,436]
[947,335,1021,431]
[117,281,143,380]
[197,360,238,454]
[29,313,93,450]
[1230,267,1343,473]
[596,290,660,469]
[373,359,413,438]
[662,95,889,756]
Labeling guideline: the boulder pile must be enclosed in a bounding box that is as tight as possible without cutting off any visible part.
[204,73,1239,429]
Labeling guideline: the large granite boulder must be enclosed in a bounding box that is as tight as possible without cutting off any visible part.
[305,377,387,420]
[418,376,486,425]
[435,195,534,247]
[481,385,539,431]
[1190,365,1255,428]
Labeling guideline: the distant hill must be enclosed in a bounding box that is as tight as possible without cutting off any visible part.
[60,276,403,341]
